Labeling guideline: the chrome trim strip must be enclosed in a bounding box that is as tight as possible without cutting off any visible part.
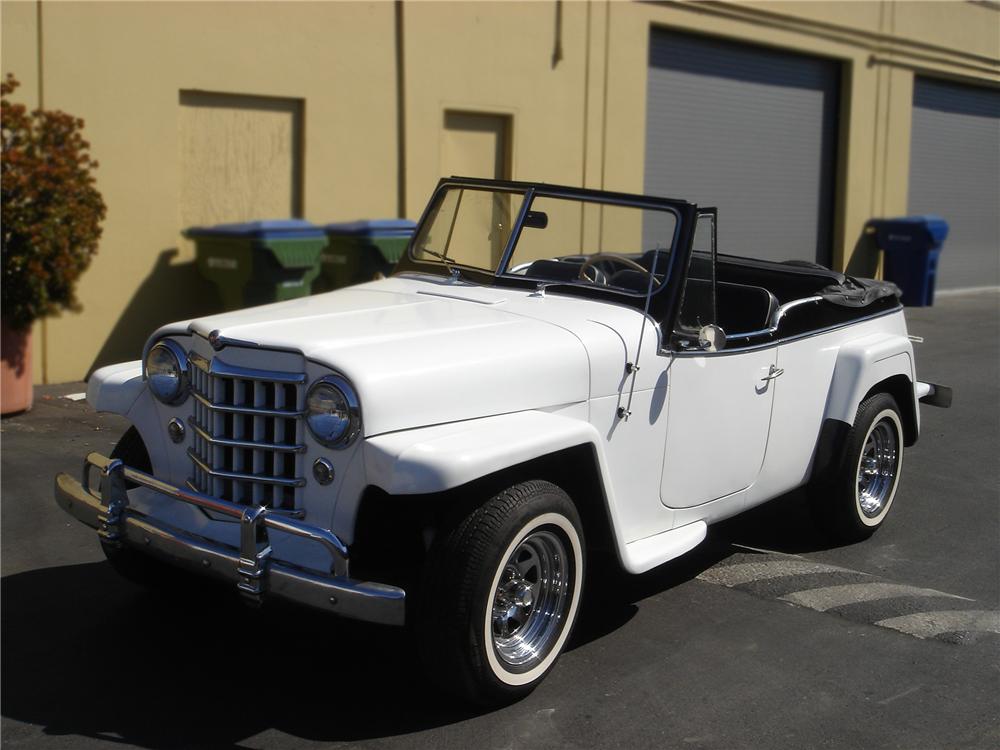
[187,449,306,488]
[670,305,903,357]
[726,295,824,341]
[187,417,306,454]
[191,391,305,418]
[189,352,306,384]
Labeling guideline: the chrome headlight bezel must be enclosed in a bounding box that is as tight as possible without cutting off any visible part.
[305,375,361,449]
[145,339,190,406]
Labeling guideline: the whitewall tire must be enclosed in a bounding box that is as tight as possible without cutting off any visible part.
[416,480,585,705]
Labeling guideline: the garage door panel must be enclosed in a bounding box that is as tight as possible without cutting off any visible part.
[644,30,840,265]
[909,77,1000,290]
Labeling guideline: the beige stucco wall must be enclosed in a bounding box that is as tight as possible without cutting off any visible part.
[1,0,997,383]
[2,0,398,383]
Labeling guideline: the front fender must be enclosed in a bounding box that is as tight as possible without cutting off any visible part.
[363,410,606,496]
[86,361,144,415]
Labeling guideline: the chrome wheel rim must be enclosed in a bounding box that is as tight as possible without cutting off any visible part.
[857,419,899,517]
[491,529,570,671]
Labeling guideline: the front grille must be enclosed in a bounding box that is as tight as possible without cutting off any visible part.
[188,353,307,512]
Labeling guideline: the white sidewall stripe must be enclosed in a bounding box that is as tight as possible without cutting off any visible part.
[483,512,583,687]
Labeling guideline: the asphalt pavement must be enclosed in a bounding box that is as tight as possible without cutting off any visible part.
[2,290,998,749]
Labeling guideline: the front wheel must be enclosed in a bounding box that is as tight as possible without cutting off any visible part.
[101,427,175,588]
[416,480,585,705]
[814,393,904,543]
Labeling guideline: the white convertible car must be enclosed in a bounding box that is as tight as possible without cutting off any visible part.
[56,178,951,704]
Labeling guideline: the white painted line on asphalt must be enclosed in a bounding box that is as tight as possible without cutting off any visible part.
[729,543,802,558]
[875,610,1000,639]
[63,392,87,401]
[934,285,1000,297]
[697,559,859,588]
[877,686,922,706]
[781,582,973,612]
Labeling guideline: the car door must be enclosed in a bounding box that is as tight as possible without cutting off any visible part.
[659,210,777,508]
[660,348,778,508]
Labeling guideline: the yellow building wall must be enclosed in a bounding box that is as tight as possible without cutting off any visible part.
[2,0,398,383]
[1,0,997,383]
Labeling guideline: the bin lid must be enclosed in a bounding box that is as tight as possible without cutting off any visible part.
[322,219,417,237]
[184,219,325,240]
[868,215,949,247]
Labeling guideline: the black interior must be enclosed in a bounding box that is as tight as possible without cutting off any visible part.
[521,250,900,347]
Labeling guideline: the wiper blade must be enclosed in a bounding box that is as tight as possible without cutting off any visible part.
[418,248,462,279]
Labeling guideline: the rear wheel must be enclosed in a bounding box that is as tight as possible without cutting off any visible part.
[416,480,584,705]
[814,393,904,543]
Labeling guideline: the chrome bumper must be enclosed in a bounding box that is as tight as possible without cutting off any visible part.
[54,453,405,626]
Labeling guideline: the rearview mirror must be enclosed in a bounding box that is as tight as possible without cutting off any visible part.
[523,211,548,229]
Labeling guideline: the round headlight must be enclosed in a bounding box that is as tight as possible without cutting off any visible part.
[306,375,360,448]
[145,339,189,405]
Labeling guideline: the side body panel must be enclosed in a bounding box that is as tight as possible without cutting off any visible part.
[748,310,915,507]
[660,349,777,508]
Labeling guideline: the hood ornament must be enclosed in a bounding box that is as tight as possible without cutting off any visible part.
[205,329,259,351]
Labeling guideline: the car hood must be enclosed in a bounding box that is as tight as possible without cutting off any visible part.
[175,278,593,436]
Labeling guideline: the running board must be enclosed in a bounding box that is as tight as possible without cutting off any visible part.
[622,521,708,575]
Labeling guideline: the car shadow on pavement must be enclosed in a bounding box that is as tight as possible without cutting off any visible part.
[0,561,485,748]
[569,488,840,650]
[1,491,835,748]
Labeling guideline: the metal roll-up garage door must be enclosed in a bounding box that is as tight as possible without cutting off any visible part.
[908,77,1000,290]
[644,30,841,265]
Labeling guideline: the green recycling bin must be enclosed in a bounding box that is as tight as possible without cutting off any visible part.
[316,219,417,292]
[186,220,327,310]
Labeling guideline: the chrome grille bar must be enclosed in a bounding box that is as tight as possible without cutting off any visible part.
[187,351,305,512]
[187,450,306,488]
[191,391,304,418]
[187,418,305,453]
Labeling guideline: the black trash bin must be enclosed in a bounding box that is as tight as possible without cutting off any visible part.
[867,215,949,307]
[316,219,417,292]
[186,220,327,310]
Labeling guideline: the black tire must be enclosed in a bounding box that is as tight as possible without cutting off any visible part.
[100,427,175,588]
[813,393,904,544]
[416,480,585,706]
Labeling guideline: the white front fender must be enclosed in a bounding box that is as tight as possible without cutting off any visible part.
[359,410,706,576]
[363,410,606,496]
[86,361,144,415]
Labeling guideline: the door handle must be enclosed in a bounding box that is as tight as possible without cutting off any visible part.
[760,365,784,382]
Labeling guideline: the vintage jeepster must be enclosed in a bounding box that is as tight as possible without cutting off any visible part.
[56,178,951,704]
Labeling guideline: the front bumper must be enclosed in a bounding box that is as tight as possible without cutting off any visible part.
[55,453,405,626]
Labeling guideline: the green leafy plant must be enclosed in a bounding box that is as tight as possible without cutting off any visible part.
[2,73,106,331]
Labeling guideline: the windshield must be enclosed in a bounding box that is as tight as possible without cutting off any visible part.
[410,186,680,294]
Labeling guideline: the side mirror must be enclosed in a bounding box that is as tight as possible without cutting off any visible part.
[698,324,726,352]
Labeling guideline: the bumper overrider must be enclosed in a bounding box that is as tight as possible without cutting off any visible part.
[54,452,405,626]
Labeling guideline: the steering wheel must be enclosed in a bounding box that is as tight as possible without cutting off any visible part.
[577,253,660,288]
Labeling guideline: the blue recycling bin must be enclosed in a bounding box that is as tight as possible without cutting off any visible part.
[316,219,417,292]
[868,215,949,307]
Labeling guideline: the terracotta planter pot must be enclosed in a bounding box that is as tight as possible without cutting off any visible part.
[1,323,34,415]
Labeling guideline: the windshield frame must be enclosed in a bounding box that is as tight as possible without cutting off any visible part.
[398,177,699,321]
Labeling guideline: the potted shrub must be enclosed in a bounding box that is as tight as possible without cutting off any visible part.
[2,74,105,414]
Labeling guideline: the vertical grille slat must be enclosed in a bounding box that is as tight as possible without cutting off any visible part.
[188,353,305,512]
